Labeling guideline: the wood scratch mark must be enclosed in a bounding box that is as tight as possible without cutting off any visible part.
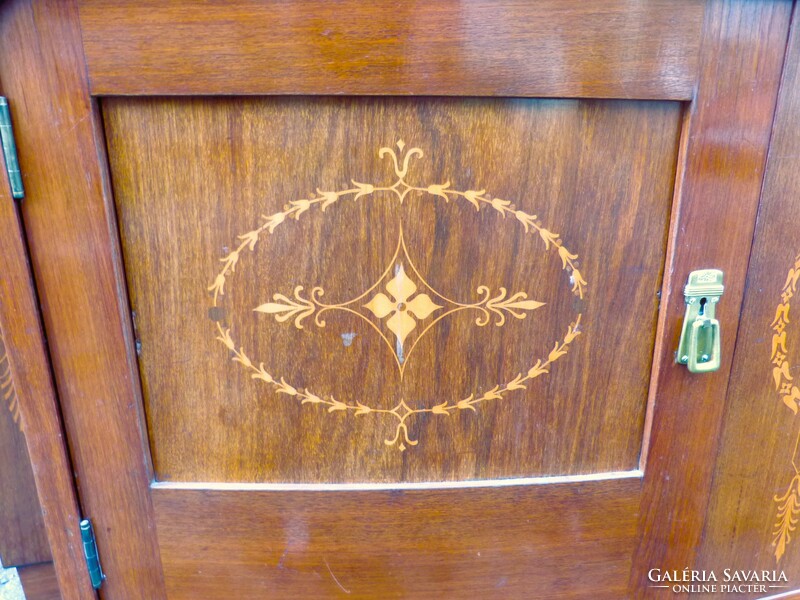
[394,263,405,364]
[324,558,350,594]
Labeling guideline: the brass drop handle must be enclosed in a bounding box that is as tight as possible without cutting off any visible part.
[676,269,724,373]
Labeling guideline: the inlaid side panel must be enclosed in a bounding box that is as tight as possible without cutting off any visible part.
[104,97,681,483]
[0,328,50,567]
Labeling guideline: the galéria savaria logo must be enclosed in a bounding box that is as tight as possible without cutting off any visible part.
[648,569,789,594]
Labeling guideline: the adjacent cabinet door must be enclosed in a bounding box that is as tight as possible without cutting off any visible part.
[0,1,796,598]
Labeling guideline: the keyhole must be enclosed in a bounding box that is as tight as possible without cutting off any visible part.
[699,297,707,316]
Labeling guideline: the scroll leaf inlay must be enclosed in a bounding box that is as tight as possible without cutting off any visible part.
[771,254,800,561]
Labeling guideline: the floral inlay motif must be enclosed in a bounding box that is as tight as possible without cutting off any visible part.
[771,254,800,561]
[363,266,442,353]
[208,141,586,450]
[252,226,545,374]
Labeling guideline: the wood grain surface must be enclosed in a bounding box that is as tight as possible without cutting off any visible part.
[104,96,680,484]
[78,0,704,99]
[17,563,61,600]
[633,0,793,596]
[0,1,165,597]
[0,64,92,599]
[153,478,639,599]
[695,3,800,597]
[0,331,50,567]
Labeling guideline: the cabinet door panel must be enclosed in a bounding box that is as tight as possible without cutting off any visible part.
[105,96,680,484]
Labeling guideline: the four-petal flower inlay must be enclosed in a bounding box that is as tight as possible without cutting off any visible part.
[363,266,442,351]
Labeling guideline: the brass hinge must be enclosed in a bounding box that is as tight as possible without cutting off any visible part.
[80,519,105,589]
[0,97,24,199]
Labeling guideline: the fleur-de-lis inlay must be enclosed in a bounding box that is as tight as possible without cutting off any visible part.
[363,265,442,353]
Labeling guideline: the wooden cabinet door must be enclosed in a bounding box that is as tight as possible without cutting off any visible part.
[696,6,800,590]
[0,1,793,598]
[0,79,91,596]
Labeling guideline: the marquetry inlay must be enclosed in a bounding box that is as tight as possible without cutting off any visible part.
[208,141,586,450]
[0,330,21,431]
[771,254,800,562]
[253,227,545,376]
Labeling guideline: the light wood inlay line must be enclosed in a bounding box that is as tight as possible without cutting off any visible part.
[153,469,642,491]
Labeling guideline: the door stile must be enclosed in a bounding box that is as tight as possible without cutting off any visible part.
[633,0,793,596]
[0,0,166,597]
[696,0,800,589]
[0,81,96,599]
[638,102,694,471]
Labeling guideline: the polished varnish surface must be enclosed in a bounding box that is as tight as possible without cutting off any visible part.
[0,0,793,598]
[0,1,163,596]
[79,0,704,99]
[0,56,93,598]
[633,2,794,594]
[697,1,800,590]
[105,96,679,484]
[0,331,49,566]
[153,480,638,599]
